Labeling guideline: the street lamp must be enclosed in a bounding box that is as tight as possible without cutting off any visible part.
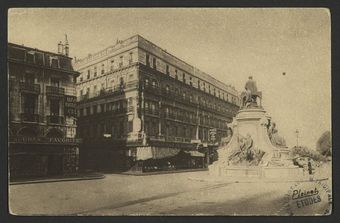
[295,129,299,147]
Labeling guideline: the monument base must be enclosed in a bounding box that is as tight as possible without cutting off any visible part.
[210,165,306,181]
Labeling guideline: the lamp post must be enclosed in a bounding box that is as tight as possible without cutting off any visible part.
[295,129,299,147]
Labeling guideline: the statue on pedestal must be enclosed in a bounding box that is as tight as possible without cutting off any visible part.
[240,76,262,109]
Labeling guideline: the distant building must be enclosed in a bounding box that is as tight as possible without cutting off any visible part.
[74,35,239,172]
[8,38,81,178]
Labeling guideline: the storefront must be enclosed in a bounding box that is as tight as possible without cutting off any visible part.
[132,146,205,173]
[9,136,80,179]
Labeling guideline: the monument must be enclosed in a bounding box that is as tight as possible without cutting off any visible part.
[209,76,304,180]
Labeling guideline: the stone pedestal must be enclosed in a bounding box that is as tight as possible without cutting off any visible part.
[209,107,304,180]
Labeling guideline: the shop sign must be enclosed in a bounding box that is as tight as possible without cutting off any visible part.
[64,95,76,117]
[10,136,82,144]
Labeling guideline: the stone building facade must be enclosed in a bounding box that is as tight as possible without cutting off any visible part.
[74,35,239,172]
[8,41,81,178]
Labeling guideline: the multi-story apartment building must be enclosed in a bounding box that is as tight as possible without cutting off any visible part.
[8,39,81,178]
[75,35,239,172]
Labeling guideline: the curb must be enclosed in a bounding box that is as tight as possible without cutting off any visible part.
[120,168,208,176]
[9,174,105,185]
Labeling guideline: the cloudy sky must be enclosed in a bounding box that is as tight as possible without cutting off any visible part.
[8,8,331,149]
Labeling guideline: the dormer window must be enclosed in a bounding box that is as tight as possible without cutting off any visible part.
[26,51,35,63]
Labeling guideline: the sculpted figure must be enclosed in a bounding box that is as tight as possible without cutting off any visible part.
[220,127,233,147]
[241,76,260,108]
[269,122,287,147]
[228,133,265,166]
[245,76,258,101]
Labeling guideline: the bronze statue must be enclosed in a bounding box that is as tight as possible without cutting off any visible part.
[241,76,262,108]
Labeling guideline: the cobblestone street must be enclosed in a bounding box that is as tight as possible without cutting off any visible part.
[9,171,331,216]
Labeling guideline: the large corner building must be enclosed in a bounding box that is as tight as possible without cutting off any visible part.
[8,39,81,178]
[74,35,240,172]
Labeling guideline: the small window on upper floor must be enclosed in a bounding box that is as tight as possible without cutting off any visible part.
[110,60,114,71]
[87,70,90,79]
[146,54,150,66]
[153,57,156,69]
[94,66,97,77]
[129,52,133,64]
[119,56,123,68]
[101,64,105,74]
[26,51,35,63]
[51,77,60,87]
[152,79,157,88]
[166,65,169,75]
[175,70,178,80]
[145,78,149,87]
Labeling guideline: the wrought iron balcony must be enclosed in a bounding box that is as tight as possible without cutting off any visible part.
[20,113,40,123]
[46,86,65,95]
[47,115,65,125]
[19,82,40,94]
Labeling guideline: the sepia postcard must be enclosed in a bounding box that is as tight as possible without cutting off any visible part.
[7,8,332,216]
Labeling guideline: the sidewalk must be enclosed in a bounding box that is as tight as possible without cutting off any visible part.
[121,168,208,176]
[10,172,105,185]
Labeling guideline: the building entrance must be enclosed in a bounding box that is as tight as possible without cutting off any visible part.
[47,155,63,176]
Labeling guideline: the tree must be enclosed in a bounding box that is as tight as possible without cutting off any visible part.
[290,146,327,162]
[316,131,331,156]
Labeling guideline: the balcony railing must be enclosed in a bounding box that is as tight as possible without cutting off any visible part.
[21,113,40,122]
[19,82,40,94]
[46,86,65,95]
[145,108,159,116]
[47,115,65,125]
[128,106,134,112]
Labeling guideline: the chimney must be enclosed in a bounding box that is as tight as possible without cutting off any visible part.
[58,41,63,54]
[64,34,69,57]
